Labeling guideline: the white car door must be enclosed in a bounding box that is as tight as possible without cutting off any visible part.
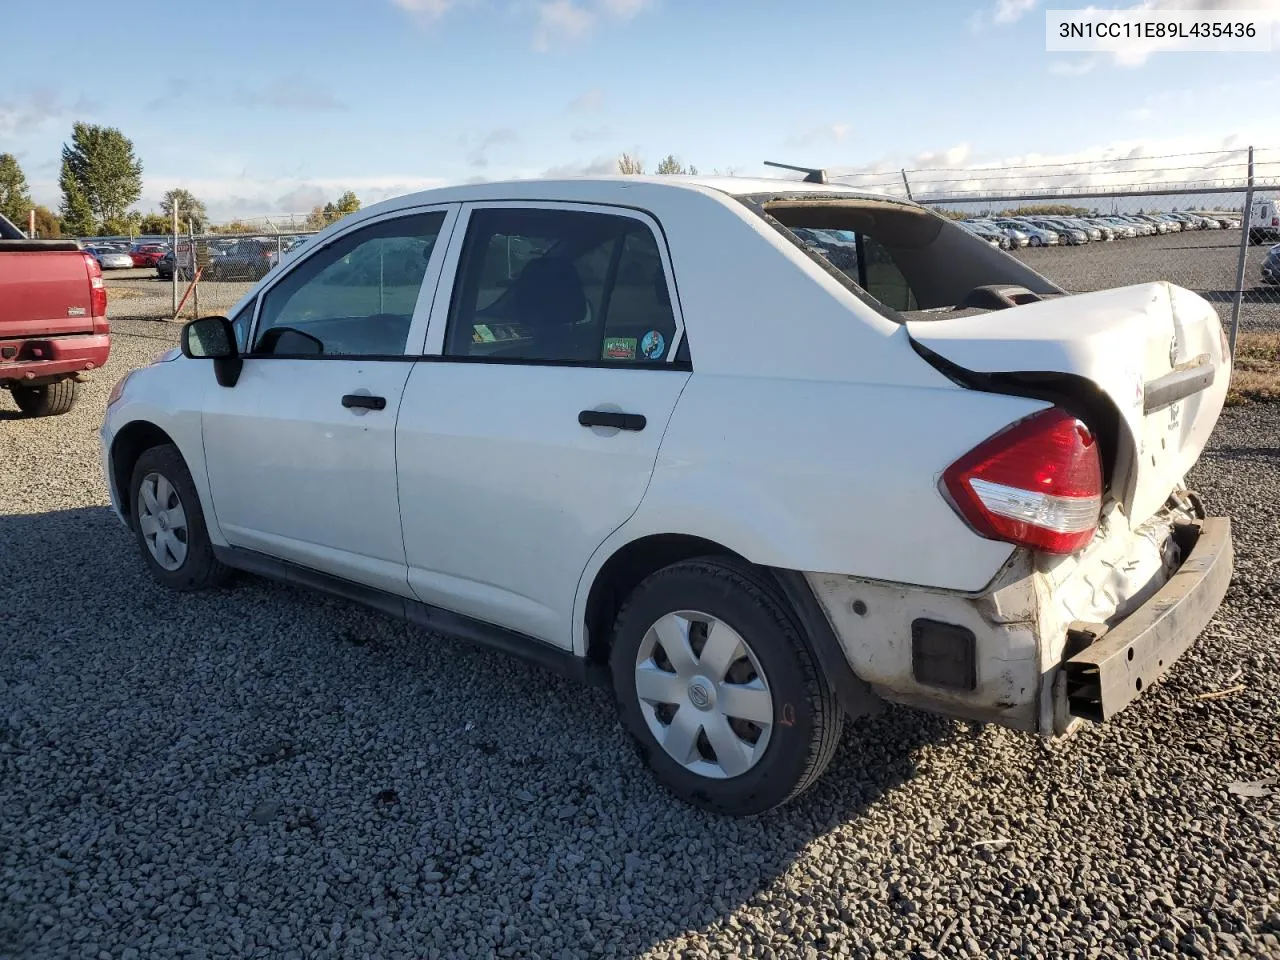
[396,202,691,648]
[200,205,458,595]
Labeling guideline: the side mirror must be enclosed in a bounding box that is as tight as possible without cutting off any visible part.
[181,316,242,388]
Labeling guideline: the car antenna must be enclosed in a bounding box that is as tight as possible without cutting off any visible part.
[757,160,829,184]
[763,160,828,185]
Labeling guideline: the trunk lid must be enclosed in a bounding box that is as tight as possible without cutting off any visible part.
[907,282,1229,526]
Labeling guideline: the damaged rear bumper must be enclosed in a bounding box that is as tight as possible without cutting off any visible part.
[1061,517,1232,723]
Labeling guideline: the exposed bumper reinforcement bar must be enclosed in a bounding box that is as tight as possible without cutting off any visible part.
[1063,517,1232,723]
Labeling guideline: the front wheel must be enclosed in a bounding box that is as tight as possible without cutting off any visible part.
[609,556,843,816]
[129,444,232,591]
[10,379,78,417]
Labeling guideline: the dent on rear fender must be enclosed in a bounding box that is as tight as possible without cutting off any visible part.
[804,500,1189,735]
[804,560,1043,731]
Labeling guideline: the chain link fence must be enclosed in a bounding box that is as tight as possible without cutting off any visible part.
[921,188,1277,343]
[167,229,320,320]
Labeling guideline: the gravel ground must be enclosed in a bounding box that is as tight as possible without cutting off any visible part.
[2,320,1279,960]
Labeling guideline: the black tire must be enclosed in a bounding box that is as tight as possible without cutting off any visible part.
[609,555,843,816]
[11,379,78,417]
[128,443,232,592]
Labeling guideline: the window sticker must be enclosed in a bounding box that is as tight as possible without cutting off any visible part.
[639,330,666,360]
[473,324,497,343]
[602,336,637,360]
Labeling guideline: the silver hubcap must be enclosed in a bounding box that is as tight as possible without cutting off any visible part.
[634,610,774,780]
[137,472,188,571]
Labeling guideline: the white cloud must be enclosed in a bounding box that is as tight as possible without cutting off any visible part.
[822,130,1262,202]
[25,174,455,224]
[1127,106,1154,121]
[1048,56,1099,74]
[570,124,612,142]
[236,77,346,112]
[0,88,99,139]
[391,0,459,23]
[994,0,1038,23]
[530,0,653,51]
[568,89,604,112]
[542,156,619,177]
[785,122,853,148]
[969,0,1038,32]
[533,0,595,50]
[459,127,520,168]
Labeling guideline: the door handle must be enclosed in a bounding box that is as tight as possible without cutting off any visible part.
[342,394,387,411]
[578,410,646,431]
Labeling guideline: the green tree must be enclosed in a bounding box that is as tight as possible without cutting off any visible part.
[0,153,33,227]
[617,153,644,175]
[333,190,360,216]
[32,205,61,238]
[159,188,208,232]
[655,154,698,176]
[304,191,362,230]
[59,122,144,235]
[59,158,96,236]
[137,212,171,235]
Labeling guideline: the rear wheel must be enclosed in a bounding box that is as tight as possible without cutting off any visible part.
[129,444,232,591]
[609,556,843,816]
[11,379,78,417]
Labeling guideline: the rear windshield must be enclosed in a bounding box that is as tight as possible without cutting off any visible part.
[741,194,1063,320]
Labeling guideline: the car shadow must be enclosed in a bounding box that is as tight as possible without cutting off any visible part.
[0,505,958,958]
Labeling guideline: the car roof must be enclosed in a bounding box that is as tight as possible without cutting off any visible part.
[355,174,895,217]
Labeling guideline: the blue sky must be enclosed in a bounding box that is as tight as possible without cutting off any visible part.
[2,0,1276,221]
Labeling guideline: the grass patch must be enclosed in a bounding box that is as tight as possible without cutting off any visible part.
[1227,331,1280,406]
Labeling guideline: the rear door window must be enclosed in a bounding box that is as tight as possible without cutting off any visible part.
[443,207,679,364]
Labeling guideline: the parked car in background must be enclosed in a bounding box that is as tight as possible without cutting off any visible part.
[1115,216,1155,237]
[1022,218,1087,245]
[156,251,177,280]
[991,218,1058,247]
[1249,199,1280,244]
[85,245,136,270]
[206,239,276,281]
[971,220,1030,248]
[101,176,1234,816]
[956,220,1010,249]
[1082,219,1117,241]
[1261,244,1280,285]
[0,213,110,417]
[1098,218,1138,239]
[130,242,169,268]
[267,235,312,269]
[1055,217,1102,241]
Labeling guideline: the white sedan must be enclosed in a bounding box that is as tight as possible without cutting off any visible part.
[101,176,1233,815]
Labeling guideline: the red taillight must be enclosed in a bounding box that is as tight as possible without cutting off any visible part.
[83,253,108,318]
[941,408,1103,555]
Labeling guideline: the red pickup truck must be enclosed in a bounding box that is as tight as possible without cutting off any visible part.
[0,214,110,416]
